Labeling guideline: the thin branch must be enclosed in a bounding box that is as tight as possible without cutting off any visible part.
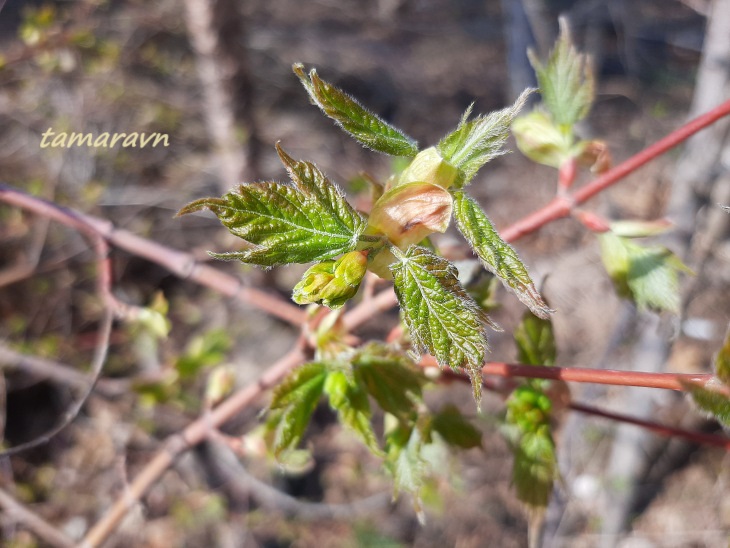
[80,342,307,548]
[480,361,718,392]
[0,236,114,458]
[500,98,730,242]
[569,401,730,450]
[0,487,75,548]
[0,183,305,326]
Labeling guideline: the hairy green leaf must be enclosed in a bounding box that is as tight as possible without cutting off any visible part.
[353,343,426,419]
[511,426,558,509]
[324,370,382,455]
[431,405,482,449]
[437,89,531,186]
[528,18,594,128]
[386,421,427,510]
[269,362,327,456]
[453,191,552,319]
[599,232,690,314]
[514,309,556,366]
[177,144,364,266]
[390,246,495,404]
[505,385,557,510]
[682,381,730,428]
[293,63,418,157]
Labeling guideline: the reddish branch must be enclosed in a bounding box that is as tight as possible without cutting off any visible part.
[500,98,730,242]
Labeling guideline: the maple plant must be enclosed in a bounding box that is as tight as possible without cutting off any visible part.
[176,26,730,525]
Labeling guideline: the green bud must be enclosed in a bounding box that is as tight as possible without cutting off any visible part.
[397,147,460,189]
[512,110,574,169]
[292,252,368,309]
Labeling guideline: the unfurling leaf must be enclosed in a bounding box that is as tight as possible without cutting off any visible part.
[599,231,691,314]
[324,370,383,455]
[438,89,532,186]
[367,181,453,249]
[453,191,552,319]
[505,385,558,510]
[385,420,427,511]
[292,250,368,309]
[681,380,730,428]
[390,246,495,404]
[177,144,365,266]
[293,63,418,157]
[528,18,594,128]
[431,405,482,449]
[514,308,556,366]
[269,362,327,456]
[353,343,426,419]
[512,110,574,169]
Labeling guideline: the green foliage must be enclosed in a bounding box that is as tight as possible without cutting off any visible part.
[324,369,382,455]
[293,63,418,157]
[682,383,730,427]
[292,251,368,309]
[177,144,365,266]
[390,246,495,404]
[453,191,551,319]
[431,405,482,449]
[505,385,558,510]
[352,344,426,419]
[437,89,531,186]
[385,420,428,509]
[268,362,328,456]
[598,231,690,314]
[514,309,556,366]
[683,328,730,427]
[511,110,575,169]
[175,329,231,379]
[527,19,594,129]
[504,310,559,513]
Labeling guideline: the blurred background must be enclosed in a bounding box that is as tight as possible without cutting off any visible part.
[0,0,729,546]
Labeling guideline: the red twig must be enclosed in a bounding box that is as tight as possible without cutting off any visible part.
[480,362,717,392]
[500,98,730,242]
[569,401,730,450]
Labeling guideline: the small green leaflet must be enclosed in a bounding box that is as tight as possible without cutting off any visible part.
[682,382,730,428]
[385,421,427,512]
[390,245,495,404]
[682,328,730,427]
[505,385,558,511]
[528,18,594,128]
[293,63,419,157]
[431,405,482,449]
[514,308,556,366]
[177,144,365,266]
[437,89,531,187]
[453,191,552,319]
[324,370,382,456]
[352,344,426,420]
[268,362,327,456]
[599,231,690,314]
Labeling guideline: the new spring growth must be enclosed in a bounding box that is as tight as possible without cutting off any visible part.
[292,250,369,309]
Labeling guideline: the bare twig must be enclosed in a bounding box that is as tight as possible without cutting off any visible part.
[0,487,75,548]
[0,183,305,326]
[80,341,307,548]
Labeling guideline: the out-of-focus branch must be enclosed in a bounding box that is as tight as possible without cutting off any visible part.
[0,184,305,326]
[0,487,75,548]
[80,341,307,548]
